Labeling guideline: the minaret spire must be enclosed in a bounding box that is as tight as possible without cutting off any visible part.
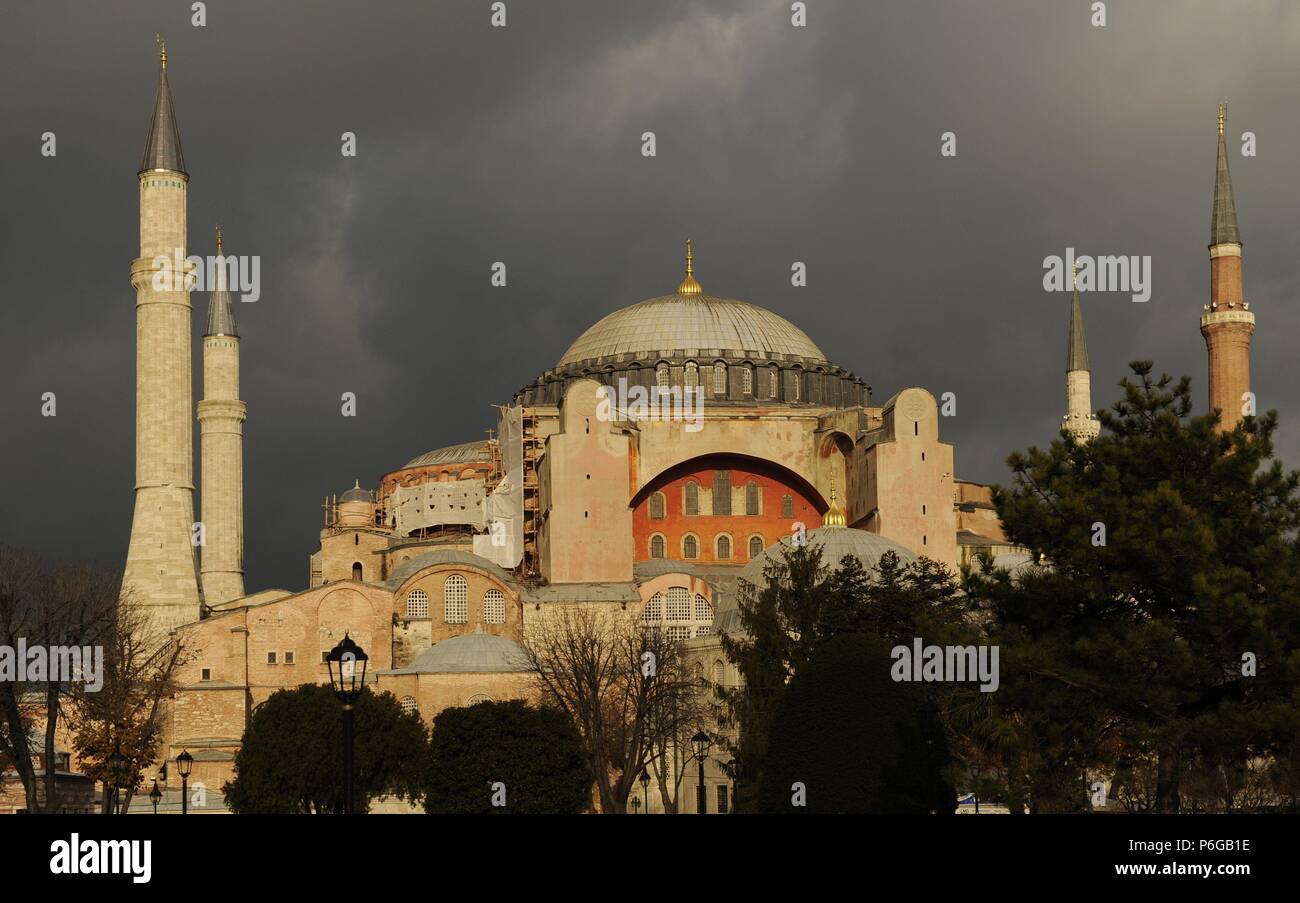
[205,225,238,337]
[1063,259,1099,442]
[1210,102,1240,246]
[1201,102,1254,430]
[141,36,186,175]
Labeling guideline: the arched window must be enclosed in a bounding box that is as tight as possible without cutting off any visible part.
[468,694,493,705]
[406,589,428,618]
[694,594,713,622]
[649,491,666,519]
[667,587,691,619]
[444,574,468,624]
[682,534,699,559]
[351,562,363,581]
[712,659,725,685]
[716,534,732,560]
[684,481,699,516]
[781,494,794,518]
[483,589,506,624]
[684,361,699,391]
[745,480,760,515]
[642,593,663,622]
[741,365,753,396]
[400,696,419,716]
[769,367,779,399]
[649,534,666,559]
[712,470,731,515]
[748,535,765,559]
[713,362,727,395]
[656,363,670,392]
[791,369,801,401]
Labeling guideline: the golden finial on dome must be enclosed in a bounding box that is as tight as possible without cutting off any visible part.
[676,239,703,295]
[157,34,167,70]
[1218,102,1225,136]
[823,474,847,528]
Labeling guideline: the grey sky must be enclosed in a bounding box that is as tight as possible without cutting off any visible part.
[2,0,1297,590]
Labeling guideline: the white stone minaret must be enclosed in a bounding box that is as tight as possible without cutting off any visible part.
[123,40,201,637]
[198,226,246,605]
[1063,262,1100,443]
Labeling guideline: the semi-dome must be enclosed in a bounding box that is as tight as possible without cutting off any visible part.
[714,526,919,635]
[389,628,528,674]
[556,242,827,368]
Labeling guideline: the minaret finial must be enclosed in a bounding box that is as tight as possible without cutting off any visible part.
[157,34,167,70]
[215,224,223,255]
[1218,102,1225,136]
[676,239,703,295]
[1072,259,1078,291]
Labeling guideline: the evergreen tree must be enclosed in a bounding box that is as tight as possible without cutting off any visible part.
[972,361,1300,812]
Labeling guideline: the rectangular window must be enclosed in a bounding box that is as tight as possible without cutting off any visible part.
[742,367,752,395]
[712,471,732,515]
[717,785,729,814]
[284,651,295,665]
[267,651,277,665]
[200,668,212,681]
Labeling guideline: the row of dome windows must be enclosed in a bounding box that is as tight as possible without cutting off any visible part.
[400,693,492,717]
[649,533,767,561]
[404,576,505,624]
[648,478,794,518]
[648,361,797,401]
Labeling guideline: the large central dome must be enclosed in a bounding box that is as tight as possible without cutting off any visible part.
[558,293,827,367]
[557,241,827,368]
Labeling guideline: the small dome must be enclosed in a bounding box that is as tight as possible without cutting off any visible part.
[402,440,492,470]
[714,527,918,635]
[394,630,528,674]
[339,480,371,503]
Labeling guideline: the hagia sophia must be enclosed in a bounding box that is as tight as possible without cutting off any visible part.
[31,45,1252,814]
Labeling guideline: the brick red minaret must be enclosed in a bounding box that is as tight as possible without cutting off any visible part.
[1200,103,1254,430]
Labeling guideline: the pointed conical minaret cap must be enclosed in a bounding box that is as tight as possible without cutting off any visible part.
[822,475,847,528]
[141,36,187,175]
[676,239,703,295]
[1067,260,1089,372]
[1210,102,1240,246]
[204,225,238,337]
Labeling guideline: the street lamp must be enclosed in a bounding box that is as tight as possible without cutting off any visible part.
[638,768,650,813]
[176,749,194,816]
[107,746,126,816]
[326,633,369,815]
[691,731,710,815]
[149,780,162,815]
[631,795,641,815]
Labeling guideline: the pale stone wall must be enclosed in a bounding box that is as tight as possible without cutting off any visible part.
[124,170,201,639]
[1064,369,1100,441]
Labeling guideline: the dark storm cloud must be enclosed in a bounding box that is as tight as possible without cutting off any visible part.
[2,0,1297,589]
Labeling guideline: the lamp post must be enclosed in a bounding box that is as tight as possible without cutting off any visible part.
[638,768,651,814]
[149,780,162,815]
[326,633,368,815]
[691,731,709,815]
[631,795,641,815]
[107,745,126,816]
[176,749,193,815]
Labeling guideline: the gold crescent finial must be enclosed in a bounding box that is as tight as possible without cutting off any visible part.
[823,473,847,528]
[676,238,702,295]
[157,34,167,70]
[215,225,223,255]
[1218,102,1225,135]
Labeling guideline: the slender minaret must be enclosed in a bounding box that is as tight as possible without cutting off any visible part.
[1200,103,1254,431]
[123,39,201,637]
[1063,262,1100,442]
[198,226,247,605]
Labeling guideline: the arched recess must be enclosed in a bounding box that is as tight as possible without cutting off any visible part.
[629,453,829,514]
